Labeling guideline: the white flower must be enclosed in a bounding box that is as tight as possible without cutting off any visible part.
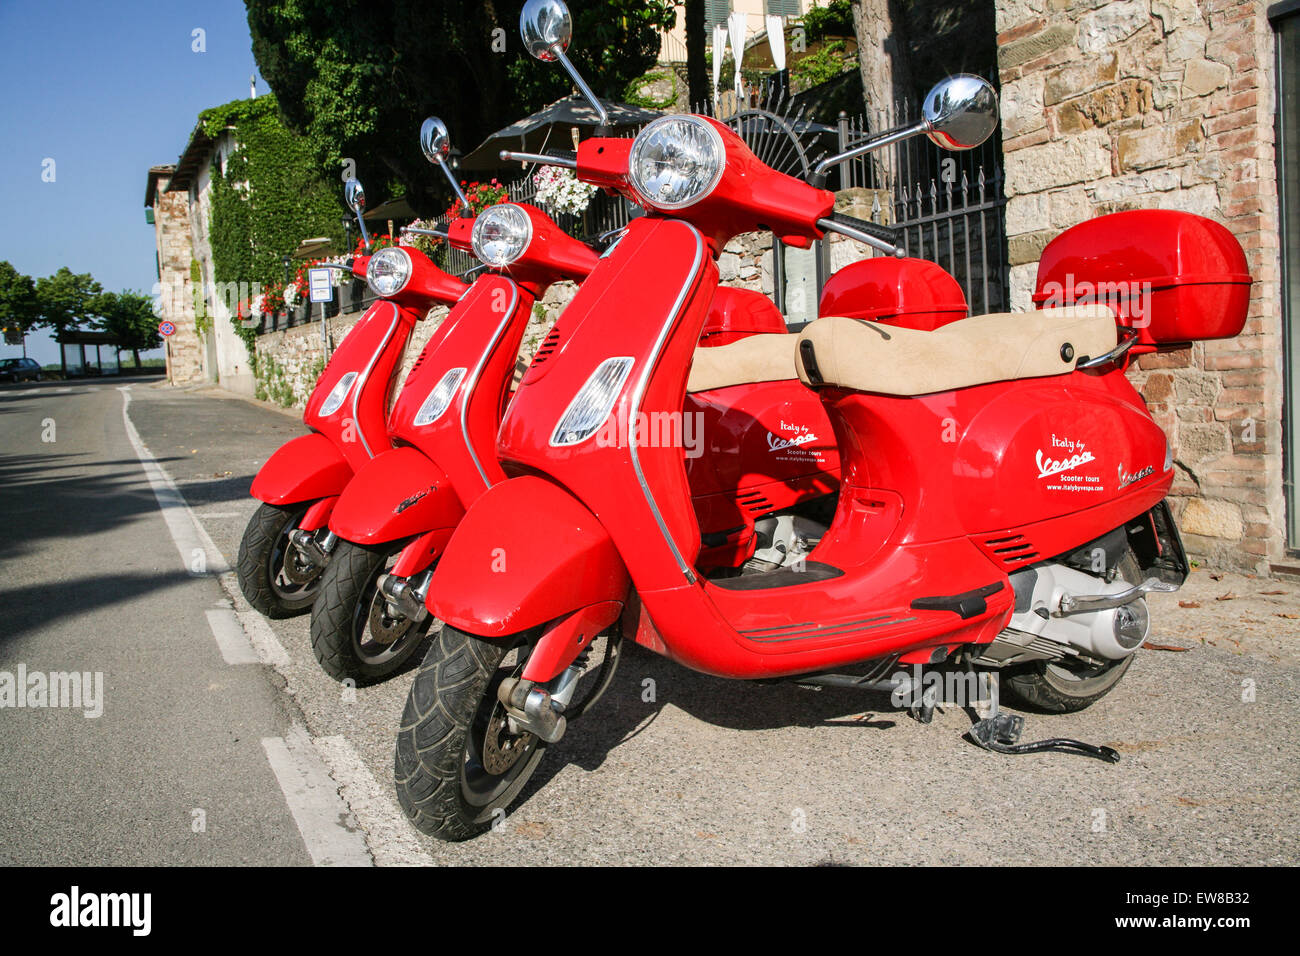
[283,283,299,308]
[250,293,265,317]
[533,165,596,216]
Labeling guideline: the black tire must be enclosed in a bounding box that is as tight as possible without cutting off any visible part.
[236,501,323,618]
[310,540,432,683]
[1002,554,1141,713]
[395,627,545,841]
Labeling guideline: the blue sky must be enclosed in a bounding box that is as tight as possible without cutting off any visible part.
[0,0,263,365]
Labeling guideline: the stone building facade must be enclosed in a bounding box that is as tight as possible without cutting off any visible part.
[145,165,204,385]
[996,0,1290,573]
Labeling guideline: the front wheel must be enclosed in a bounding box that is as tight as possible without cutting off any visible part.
[395,627,545,841]
[310,540,434,683]
[236,501,324,618]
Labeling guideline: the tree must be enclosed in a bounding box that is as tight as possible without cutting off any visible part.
[684,0,708,109]
[850,0,913,117]
[95,291,160,368]
[0,261,40,352]
[245,0,677,215]
[35,268,102,338]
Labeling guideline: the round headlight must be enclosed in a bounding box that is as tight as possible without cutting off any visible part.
[471,204,533,268]
[366,247,413,297]
[628,115,726,211]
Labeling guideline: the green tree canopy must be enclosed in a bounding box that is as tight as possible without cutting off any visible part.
[95,291,160,367]
[0,261,40,344]
[245,0,677,215]
[35,267,103,336]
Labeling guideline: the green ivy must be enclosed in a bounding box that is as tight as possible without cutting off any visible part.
[623,70,679,110]
[190,258,212,336]
[204,95,345,346]
[254,354,296,407]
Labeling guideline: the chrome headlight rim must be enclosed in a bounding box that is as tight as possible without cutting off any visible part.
[365,247,413,298]
[628,114,727,213]
[471,203,534,268]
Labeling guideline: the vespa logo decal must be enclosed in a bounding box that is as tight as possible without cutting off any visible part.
[1117,463,1154,490]
[1036,448,1096,479]
[767,429,818,453]
[1036,435,1096,480]
[767,421,824,463]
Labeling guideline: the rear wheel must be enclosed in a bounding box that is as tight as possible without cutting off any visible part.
[395,627,545,841]
[310,540,434,683]
[1002,553,1141,713]
[236,502,324,618]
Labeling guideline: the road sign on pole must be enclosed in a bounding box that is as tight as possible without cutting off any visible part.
[308,268,334,304]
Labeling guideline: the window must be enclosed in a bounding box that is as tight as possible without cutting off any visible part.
[765,0,802,17]
[705,0,731,29]
[1272,0,1300,552]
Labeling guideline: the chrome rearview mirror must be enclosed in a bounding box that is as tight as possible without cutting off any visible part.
[519,0,609,126]
[420,116,471,213]
[521,0,571,61]
[344,178,365,213]
[922,74,999,151]
[811,73,999,186]
[419,117,451,165]
[343,177,371,253]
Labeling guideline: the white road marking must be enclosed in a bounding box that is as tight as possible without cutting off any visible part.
[118,386,230,575]
[195,511,246,519]
[204,608,259,665]
[313,735,434,866]
[261,725,373,867]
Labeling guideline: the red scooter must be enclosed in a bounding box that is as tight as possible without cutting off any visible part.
[308,119,597,681]
[236,176,467,617]
[393,0,1250,840]
[312,119,842,681]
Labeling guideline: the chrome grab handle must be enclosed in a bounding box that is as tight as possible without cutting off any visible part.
[401,226,449,240]
[1077,327,1140,370]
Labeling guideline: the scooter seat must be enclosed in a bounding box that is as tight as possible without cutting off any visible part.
[794,306,1117,396]
[687,333,799,393]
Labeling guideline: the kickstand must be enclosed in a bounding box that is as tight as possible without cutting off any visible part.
[965,672,1120,764]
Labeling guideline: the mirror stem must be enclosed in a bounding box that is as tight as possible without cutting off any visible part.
[435,163,473,216]
[354,211,371,253]
[553,47,609,126]
[810,119,929,188]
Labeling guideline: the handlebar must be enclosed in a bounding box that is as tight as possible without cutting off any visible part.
[500,149,578,169]
[401,226,449,240]
[818,211,905,258]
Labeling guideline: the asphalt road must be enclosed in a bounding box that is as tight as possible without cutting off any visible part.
[2,376,1298,865]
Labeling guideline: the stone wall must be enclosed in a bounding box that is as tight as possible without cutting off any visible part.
[997,0,1285,571]
[152,188,204,385]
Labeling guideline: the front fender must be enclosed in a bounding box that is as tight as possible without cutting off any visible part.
[250,432,353,506]
[427,475,629,638]
[328,446,465,545]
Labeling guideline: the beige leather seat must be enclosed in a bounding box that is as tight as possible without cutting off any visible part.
[794,306,1117,396]
[688,333,799,393]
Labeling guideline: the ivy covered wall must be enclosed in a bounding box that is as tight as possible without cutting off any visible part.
[201,95,345,292]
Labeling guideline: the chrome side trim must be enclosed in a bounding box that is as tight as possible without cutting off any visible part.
[460,278,520,490]
[628,221,706,584]
[350,301,401,459]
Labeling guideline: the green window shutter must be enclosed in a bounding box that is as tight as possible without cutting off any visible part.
[765,0,801,17]
[705,0,732,28]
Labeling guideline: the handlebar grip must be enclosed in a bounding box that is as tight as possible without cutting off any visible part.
[828,211,901,247]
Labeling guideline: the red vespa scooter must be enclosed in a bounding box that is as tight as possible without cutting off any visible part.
[308,119,598,682]
[393,1,1249,840]
[236,176,467,618]
[312,118,844,682]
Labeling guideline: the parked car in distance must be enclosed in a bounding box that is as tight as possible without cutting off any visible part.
[0,357,42,383]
